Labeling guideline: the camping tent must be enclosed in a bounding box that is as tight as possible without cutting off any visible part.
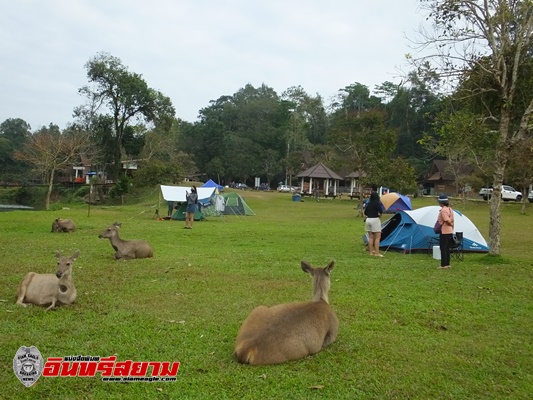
[222,192,255,215]
[160,185,216,220]
[160,185,215,202]
[363,206,489,253]
[380,192,412,212]
[202,179,224,192]
[172,203,204,221]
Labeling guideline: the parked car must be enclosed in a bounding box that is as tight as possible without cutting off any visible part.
[501,185,522,201]
[235,183,248,190]
[479,187,493,201]
[278,185,297,193]
[528,190,533,203]
[479,185,522,201]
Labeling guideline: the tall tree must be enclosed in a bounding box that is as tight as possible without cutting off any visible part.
[188,84,287,185]
[0,118,31,182]
[329,108,397,215]
[14,124,90,210]
[377,72,443,178]
[413,0,533,255]
[331,83,382,116]
[75,52,175,180]
[281,87,327,185]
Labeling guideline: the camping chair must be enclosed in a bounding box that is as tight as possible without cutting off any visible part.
[450,232,464,261]
[427,236,440,257]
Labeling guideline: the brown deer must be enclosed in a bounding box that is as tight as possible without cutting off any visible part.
[234,260,338,365]
[51,218,75,232]
[98,222,153,259]
[16,251,79,311]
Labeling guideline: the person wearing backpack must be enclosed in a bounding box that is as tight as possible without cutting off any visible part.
[436,194,454,269]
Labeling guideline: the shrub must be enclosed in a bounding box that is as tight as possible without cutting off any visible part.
[133,160,183,187]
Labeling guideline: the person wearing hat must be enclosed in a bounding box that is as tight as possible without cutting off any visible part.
[436,194,454,269]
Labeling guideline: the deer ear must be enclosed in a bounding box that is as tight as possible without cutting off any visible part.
[301,261,313,274]
[55,250,61,258]
[325,261,334,273]
[72,250,80,260]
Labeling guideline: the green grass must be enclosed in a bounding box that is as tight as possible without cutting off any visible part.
[1,191,532,399]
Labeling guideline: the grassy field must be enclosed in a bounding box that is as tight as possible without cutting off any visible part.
[1,190,532,399]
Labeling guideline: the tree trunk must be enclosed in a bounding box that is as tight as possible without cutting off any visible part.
[112,143,122,181]
[488,168,503,255]
[488,110,512,256]
[358,193,364,218]
[45,169,55,211]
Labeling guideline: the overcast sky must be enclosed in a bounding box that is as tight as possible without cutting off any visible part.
[1,0,426,131]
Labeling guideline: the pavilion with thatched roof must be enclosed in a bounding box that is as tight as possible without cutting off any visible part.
[295,162,343,196]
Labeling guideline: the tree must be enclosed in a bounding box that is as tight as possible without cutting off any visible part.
[422,106,498,192]
[75,52,175,180]
[412,0,533,255]
[186,84,288,184]
[14,124,90,210]
[383,157,418,195]
[281,87,327,185]
[0,118,31,183]
[329,108,397,216]
[330,83,382,116]
[377,72,443,178]
[506,137,533,213]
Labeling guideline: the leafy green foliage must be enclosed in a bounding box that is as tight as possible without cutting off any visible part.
[76,52,176,180]
[329,108,398,189]
[108,175,131,199]
[132,159,183,187]
[0,118,32,183]
[0,186,45,206]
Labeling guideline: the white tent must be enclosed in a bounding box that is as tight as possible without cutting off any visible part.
[407,206,488,249]
[160,185,215,202]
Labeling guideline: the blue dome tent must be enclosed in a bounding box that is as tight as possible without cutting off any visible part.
[363,206,489,253]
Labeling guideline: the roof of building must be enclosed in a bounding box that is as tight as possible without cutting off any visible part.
[296,162,343,180]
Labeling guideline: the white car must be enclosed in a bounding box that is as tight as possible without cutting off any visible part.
[528,190,533,203]
[277,185,292,192]
[479,185,522,201]
[501,185,522,201]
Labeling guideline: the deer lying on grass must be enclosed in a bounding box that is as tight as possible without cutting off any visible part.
[98,222,154,259]
[51,218,75,233]
[234,260,338,365]
[16,251,79,311]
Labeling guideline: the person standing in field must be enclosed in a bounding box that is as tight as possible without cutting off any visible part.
[313,186,319,202]
[364,190,384,257]
[437,194,454,269]
[185,186,198,229]
[167,201,174,218]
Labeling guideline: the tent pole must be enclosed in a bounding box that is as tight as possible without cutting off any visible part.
[158,186,161,218]
[384,223,405,254]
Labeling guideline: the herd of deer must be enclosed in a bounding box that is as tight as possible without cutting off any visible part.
[15,218,338,365]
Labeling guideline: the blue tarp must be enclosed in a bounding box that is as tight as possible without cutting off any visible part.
[202,179,224,191]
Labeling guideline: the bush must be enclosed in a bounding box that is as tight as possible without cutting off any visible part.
[0,186,46,207]
[133,160,183,187]
[74,186,90,198]
[109,176,131,199]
